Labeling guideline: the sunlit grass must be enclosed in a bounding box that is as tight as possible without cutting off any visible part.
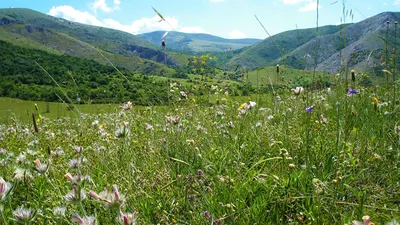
[0,81,399,224]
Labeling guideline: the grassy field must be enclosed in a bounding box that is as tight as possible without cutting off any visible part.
[0,97,121,124]
[0,80,399,224]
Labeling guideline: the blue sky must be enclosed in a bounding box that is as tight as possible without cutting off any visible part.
[1,0,399,39]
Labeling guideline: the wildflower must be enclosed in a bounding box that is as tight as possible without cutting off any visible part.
[197,169,205,177]
[120,102,133,111]
[51,146,64,156]
[14,168,33,181]
[28,139,39,146]
[16,152,26,163]
[249,101,256,109]
[92,120,100,129]
[305,106,314,113]
[69,158,87,169]
[180,91,188,99]
[0,177,12,200]
[165,115,180,125]
[88,190,100,200]
[239,103,249,110]
[291,86,304,95]
[203,211,211,219]
[65,173,91,185]
[352,215,375,225]
[347,88,358,96]
[372,97,378,105]
[320,114,328,124]
[33,159,48,173]
[120,211,137,225]
[72,213,97,225]
[372,97,378,110]
[89,185,125,208]
[288,164,296,169]
[73,146,84,154]
[115,122,130,138]
[13,206,36,224]
[53,206,66,217]
[64,186,86,203]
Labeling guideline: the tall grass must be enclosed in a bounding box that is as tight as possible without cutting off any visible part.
[0,3,399,225]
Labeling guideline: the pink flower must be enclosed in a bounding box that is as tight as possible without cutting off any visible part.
[72,213,97,225]
[120,211,137,225]
[0,177,12,200]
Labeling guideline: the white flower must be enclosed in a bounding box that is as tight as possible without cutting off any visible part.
[115,122,130,138]
[120,102,133,111]
[249,101,257,109]
[16,152,26,163]
[52,147,64,156]
[53,206,66,217]
[291,86,304,95]
[13,206,35,223]
[14,168,33,181]
[64,186,86,203]
[72,213,97,225]
[92,120,100,129]
[69,158,87,169]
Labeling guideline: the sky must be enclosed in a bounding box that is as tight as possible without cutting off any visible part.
[1,0,399,39]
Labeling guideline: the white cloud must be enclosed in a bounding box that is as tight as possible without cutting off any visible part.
[179,27,207,33]
[91,0,120,13]
[48,5,205,35]
[394,0,400,5]
[48,5,102,26]
[228,29,246,39]
[299,1,320,12]
[282,0,308,5]
[282,0,320,12]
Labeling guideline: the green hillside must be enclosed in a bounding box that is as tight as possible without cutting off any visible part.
[0,8,189,68]
[0,40,173,105]
[222,11,400,76]
[139,31,260,53]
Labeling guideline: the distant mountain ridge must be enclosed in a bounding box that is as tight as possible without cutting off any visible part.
[0,8,186,75]
[0,7,399,77]
[138,31,261,53]
[221,11,400,74]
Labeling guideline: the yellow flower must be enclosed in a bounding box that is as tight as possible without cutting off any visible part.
[372,97,378,105]
[239,103,246,109]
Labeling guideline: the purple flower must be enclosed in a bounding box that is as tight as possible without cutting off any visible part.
[203,211,211,219]
[348,88,358,96]
[305,106,314,113]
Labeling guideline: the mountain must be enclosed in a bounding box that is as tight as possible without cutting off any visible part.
[138,31,261,53]
[223,11,400,74]
[0,8,188,75]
